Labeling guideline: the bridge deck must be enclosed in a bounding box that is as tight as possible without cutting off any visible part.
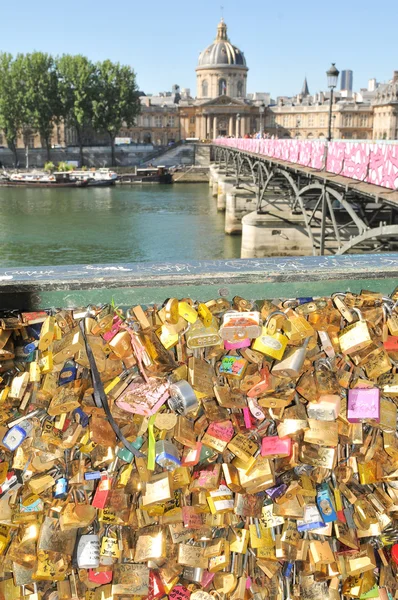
[229,147,398,206]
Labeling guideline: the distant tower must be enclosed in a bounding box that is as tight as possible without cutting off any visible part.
[301,77,310,97]
[341,70,353,92]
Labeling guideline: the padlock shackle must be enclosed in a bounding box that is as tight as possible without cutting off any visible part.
[265,310,288,327]
[351,307,364,321]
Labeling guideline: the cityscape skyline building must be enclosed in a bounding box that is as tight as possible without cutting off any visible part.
[74,19,398,144]
[341,69,354,92]
[1,18,398,152]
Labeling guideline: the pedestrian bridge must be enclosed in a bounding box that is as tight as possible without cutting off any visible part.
[212,139,398,255]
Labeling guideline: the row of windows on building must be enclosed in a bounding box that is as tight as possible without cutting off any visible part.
[270,115,327,128]
[201,79,244,97]
[138,115,178,127]
[295,132,369,140]
[271,114,369,128]
[343,115,369,127]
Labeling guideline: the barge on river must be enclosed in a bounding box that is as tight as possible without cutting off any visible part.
[71,168,118,187]
[117,166,173,184]
[0,171,89,187]
[0,168,118,187]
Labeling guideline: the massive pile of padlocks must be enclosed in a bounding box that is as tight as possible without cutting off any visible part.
[0,290,398,600]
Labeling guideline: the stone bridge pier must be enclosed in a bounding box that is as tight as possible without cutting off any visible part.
[209,164,220,191]
[225,186,257,234]
[210,167,222,197]
[241,210,314,258]
[216,175,236,211]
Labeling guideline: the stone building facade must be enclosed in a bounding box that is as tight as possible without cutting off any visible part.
[266,101,374,140]
[372,72,398,140]
[0,122,65,151]
[120,95,180,145]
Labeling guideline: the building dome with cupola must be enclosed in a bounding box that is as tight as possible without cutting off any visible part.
[196,19,249,99]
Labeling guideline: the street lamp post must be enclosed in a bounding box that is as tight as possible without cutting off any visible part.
[237,113,241,138]
[259,103,265,137]
[326,63,339,141]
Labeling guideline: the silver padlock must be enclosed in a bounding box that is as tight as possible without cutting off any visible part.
[76,526,100,569]
[271,337,310,379]
[168,380,198,415]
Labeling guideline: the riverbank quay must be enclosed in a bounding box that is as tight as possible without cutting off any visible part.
[0,142,209,170]
[173,167,209,183]
[0,255,398,599]
[0,144,156,168]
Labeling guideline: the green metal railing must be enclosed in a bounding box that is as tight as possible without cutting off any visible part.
[0,254,397,310]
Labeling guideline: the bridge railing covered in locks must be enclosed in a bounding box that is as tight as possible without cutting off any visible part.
[214,138,398,191]
[1,254,398,600]
[2,254,398,309]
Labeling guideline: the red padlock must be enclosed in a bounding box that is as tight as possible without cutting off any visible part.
[148,569,165,600]
[384,336,398,351]
[91,473,112,509]
[88,568,113,584]
[391,544,398,565]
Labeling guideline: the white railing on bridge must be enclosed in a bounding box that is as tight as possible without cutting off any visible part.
[214,138,398,191]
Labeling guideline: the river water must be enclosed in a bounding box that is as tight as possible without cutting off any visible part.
[0,184,241,266]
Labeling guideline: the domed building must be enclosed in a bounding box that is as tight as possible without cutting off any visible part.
[179,19,264,140]
[196,18,248,100]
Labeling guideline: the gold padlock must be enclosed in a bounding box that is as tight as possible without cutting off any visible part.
[338,308,372,355]
[252,311,288,360]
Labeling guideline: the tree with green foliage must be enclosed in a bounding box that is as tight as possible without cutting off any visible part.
[0,53,27,166]
[44,161,55,172]
[23,52,62,161]
[92,60,140,166]
[56,54,96,167]
[57,161,73,171]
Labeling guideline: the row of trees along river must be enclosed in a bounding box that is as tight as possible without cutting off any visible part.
[0,53,141,166]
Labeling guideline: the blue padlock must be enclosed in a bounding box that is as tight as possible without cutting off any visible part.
[53,476,68,499]
[73,407,89,428]
[59,360,78,385]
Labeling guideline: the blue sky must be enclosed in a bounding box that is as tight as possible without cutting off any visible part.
[1,0,396,98]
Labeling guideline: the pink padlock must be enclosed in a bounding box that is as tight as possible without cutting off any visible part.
[102,316,123,342]
[116,377,169,416]
[224,338,251,350]
[347,387,380,422]
[261,436,292,458]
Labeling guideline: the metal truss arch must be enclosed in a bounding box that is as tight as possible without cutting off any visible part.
[296,182,367,234]
[336,225,398,255]
[211,145,398,255]
[257,167,299,213]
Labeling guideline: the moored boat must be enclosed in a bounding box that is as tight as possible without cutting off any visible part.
[72,168,118,186]
[0,171,88,187]
[118,166,173,184]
